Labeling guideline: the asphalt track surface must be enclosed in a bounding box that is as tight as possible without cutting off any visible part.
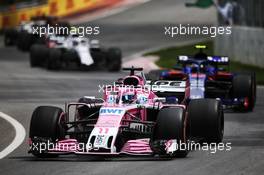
[0,0,264,174]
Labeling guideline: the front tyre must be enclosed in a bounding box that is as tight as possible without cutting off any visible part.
[29,106,65,158]
[188,99,224,143]
[152,107,189,158]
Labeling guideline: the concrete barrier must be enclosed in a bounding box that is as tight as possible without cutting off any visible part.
[215,26,264,67]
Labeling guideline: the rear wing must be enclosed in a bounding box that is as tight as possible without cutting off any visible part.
[178,55,229,65]
[146,80,186,93]
[207,56,229,65]
[123,67,143,75]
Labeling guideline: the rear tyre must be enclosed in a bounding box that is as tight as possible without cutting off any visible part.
[78,97,104,104]
[77,97,103,118]
[17,32,32,51]
[145,70,164,81]
[29,106,64,158]
[107,47,122,72]
[188,99,224,143]
[4,29,16,46]
[152,107,189,158]
[47,49,62,70]
[232,73,256,111]
[4,35,12,46]
[90,49,107,70]
[30,44,48,67]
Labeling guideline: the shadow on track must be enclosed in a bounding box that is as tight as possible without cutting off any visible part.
[225,130,264,147]
[8,155,188,162]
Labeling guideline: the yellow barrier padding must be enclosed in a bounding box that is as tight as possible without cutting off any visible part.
[0,0,120,30]
[0,15,2,29]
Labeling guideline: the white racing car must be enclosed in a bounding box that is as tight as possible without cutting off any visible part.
[4,15,68,51]
[30,34,122,71]
[5,18,46,49]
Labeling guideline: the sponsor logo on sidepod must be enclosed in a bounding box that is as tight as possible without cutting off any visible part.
[100,108,124,115]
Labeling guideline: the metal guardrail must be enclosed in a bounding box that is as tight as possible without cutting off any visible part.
[219,0,264,28]
[215,26,264,67]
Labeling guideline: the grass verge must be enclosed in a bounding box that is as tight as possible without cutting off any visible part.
[144,41,264,85]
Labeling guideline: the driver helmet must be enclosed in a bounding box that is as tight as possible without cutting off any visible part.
[122,92,136,104]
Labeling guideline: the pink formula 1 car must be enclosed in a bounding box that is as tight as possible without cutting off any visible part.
[28,67,224,158]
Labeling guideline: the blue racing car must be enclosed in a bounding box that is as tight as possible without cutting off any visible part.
[147,45,256,112]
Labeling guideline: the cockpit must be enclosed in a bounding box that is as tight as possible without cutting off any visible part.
[106,89,149,105]
[105,67,151,105]
[123,75,145,86]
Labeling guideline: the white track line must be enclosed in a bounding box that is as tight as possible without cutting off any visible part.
[0,112,26,159]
